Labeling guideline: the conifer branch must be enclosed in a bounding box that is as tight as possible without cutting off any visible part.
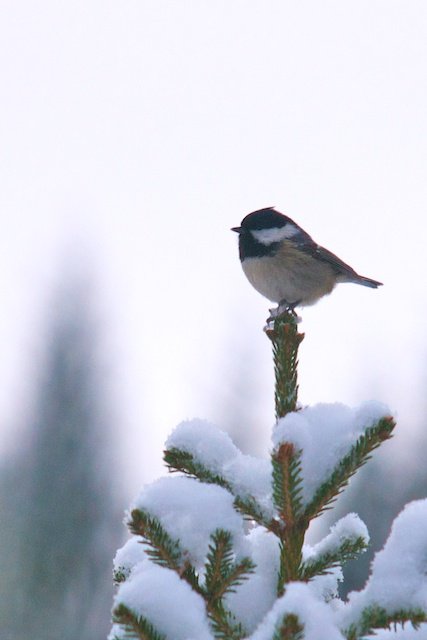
[113,603,166,640]
[272,443,303,524]
[204,529,255,603]
[344,605,427,640]
[205,530,234,598]
[300,536,368,580]
[273,613,305,640]
[128,509,182,569]
[113,567,128,584]
[128,509,200,592]
[233,495,271,528]
[272,443,305,591]
[163,448,232,491]
[303,416,395,521]
[208,604,248,640]
[164,448,273,529]
[276,535,304,596]
[265,310,305,419]
[277,541,288,596]
[224,557,256,593]
[203,530,253,639]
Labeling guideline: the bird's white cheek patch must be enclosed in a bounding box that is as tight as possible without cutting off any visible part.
[251,225,299,245]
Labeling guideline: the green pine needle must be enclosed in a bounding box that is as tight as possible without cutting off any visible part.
[205,529,234,597]
[303,416,395,521]
[204,529,255,603]
[344,604,427,639]
[208,603,248,640]
[277,541,287,595]
[273,613,305,640]
[233,495,271,528]
[128,509,183,570]
[164,447,271,528]
[265,310,305,420]
[203,529,254,639]
[128,508,200,593]
[113,603,166,640]
[271,445,305,590]
[300,536,368,580]
[163,448,232,491]
[272,444,304,523]
[113,567,128,584]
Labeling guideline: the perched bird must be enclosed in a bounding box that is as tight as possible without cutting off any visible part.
[232,207,382,310]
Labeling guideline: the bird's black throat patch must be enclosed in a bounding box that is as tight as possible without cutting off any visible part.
[238,230,280,260]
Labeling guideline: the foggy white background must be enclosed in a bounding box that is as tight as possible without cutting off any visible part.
[0,1,426,495]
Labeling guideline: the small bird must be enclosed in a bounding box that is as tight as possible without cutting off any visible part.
[232,207,382,311]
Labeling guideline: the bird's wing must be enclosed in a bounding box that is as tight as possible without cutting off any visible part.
[301,243,359,279]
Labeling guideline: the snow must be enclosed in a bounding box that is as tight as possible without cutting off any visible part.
[309,513,369,560]
[338,499,427,630]
[308,564,343,604]
[166,419,273,518]
[130,475,248,568]
[110,405,427,640]
[113,537,146,580]
[248,582,345,640]
[166,419,238,466]
[374,625,427,639]
[225,526,280,633]
[108,623,127,640]
[114,560,213,640]
[166,404,391,518]
[272,401,391,503]
[301,514,368,603]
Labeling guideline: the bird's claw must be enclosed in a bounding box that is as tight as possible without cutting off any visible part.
[266,301,301,324]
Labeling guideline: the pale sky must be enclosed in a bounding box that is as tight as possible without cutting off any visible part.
[0,1,426,493]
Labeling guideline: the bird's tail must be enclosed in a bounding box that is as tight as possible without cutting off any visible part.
[356,275,383,289]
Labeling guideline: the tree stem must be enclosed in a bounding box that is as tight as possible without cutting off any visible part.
[265,311,305,419]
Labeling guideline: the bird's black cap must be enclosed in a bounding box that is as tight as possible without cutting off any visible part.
[239,207,289,231]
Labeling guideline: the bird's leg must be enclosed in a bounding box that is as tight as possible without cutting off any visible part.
[278,299,300,316]
[267,306,281,320]
[266,299,300,323]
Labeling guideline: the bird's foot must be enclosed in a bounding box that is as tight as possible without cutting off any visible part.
[266,300,301,325]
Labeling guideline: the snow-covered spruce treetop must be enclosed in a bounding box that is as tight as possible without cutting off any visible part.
[110,311,427,640]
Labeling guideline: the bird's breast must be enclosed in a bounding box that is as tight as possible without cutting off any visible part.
[241,242,337,305]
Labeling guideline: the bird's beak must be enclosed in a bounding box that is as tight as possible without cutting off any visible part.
[231,226,241,233]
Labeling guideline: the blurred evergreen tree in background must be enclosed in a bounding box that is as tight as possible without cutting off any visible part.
[0,275,124,640]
